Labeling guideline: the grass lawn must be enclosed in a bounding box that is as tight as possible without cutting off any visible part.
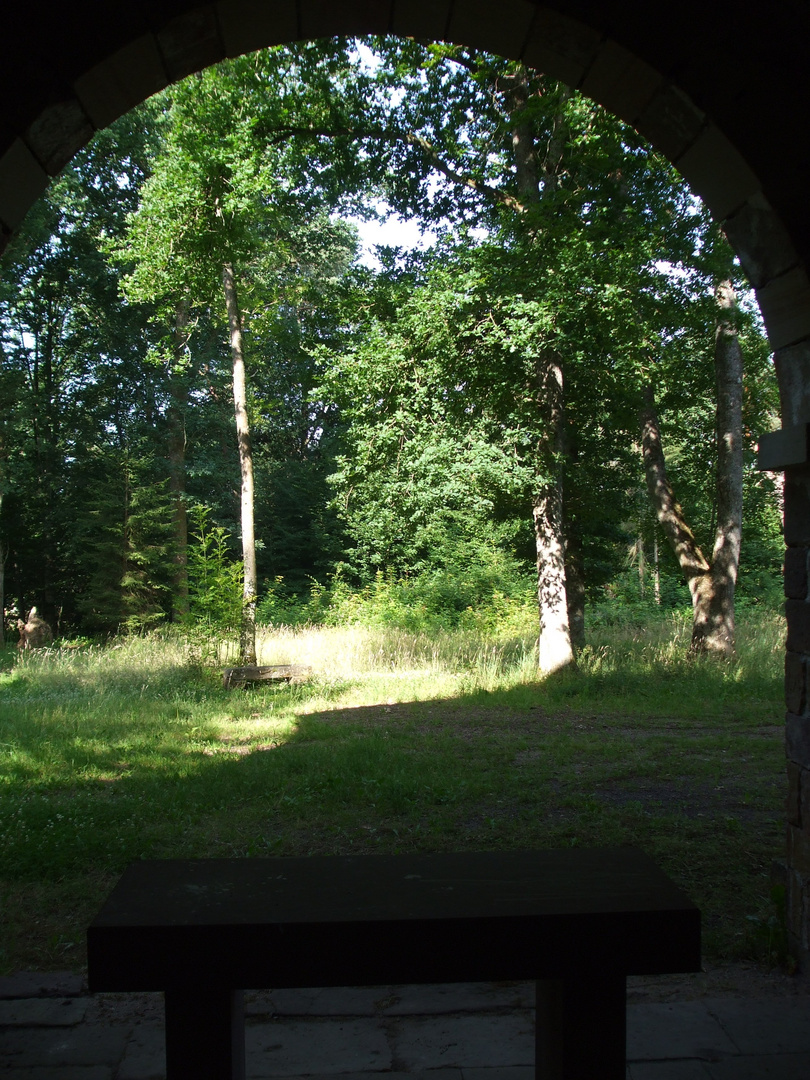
[0,608,789,974]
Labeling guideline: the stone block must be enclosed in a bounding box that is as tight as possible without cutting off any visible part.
[299,0,392,40]
[786,599,810,655]
[392,0,452,42]
[786,864,806,951]
[0,1024,128,1067]
[784,475,810,546]
[521,9,602,87]
[246,1017,392,1075]
[705,995,810,1054]
[625,1001,736,1061]
[786,712,810,766]
[579,40,663,126]
[723,191,799,291]
[757,266,810,351]
[116,1023,164,1080]
[635,84,705,162]
[157,6,225,83]
[787,759,802,827]
[74,36,168,131]
[0,997,88,1026]
[217,0,298,59]
[0,138,49,231]
[785,547,808,599]
[446,0,534,61]
[675,124,760,222]
[786,653,807,716]
[388,1012,534,1070]
[775,341,810,427]
[787,822,810,875]
[25,99,94,176]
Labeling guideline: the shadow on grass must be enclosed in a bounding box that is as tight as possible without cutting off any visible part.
[0,645,786,970]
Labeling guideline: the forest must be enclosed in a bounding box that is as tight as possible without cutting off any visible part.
[0,37,783,664]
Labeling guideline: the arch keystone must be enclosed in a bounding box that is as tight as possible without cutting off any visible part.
[446,0,535,59]
[217,0,298,59]
[299,0,393,41]
[392,0,451,41]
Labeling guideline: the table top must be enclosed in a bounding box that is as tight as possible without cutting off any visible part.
[87,849,701,989]
[91,848,697,927]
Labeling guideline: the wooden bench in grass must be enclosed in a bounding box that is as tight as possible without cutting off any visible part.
[86,848,700,1080]
[222,664,311,689]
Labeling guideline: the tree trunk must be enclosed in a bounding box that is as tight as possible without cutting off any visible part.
[690,279,744,655]
[653,533,661,605]
[222,262,257,665]
[510,66,575,672]
[640,280,744,657]
[565,528,586,651]
[535,350,574,673]
[167,300,190,621]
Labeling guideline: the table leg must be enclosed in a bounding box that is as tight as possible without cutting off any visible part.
[164,987,245,1080]
[536,975,626,1080]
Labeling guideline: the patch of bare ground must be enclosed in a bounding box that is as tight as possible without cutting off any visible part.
[628,961,810,1003]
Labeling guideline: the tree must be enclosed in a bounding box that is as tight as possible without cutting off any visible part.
[640,273,745,655]
[113,50,364,660]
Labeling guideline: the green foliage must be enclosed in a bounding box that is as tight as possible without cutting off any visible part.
[187,504,242,633]
[258,550,537,634]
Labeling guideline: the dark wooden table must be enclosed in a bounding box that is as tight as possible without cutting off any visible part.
[87,848,700,1080]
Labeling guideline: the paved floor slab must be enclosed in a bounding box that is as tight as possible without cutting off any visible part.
[628,1064,712,1079]
[705,1053,810,1079]
[246,1018,392,1076]
[116,1024,165,1080]
[627,1002,738,1061]
[462,1067,535,1080]
[0,1068,112,1080]
[247,988,384,1018]
[389,1013,534,1071]
[0,1025,129,1068]
[0,998,88,1026]
[705,997,810,1055]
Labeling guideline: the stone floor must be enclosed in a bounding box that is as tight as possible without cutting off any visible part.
[2,973,810,1079]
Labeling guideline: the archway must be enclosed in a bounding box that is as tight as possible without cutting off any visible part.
[1,0,809,961]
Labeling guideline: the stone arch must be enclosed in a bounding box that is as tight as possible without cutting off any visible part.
[1,0,810,959]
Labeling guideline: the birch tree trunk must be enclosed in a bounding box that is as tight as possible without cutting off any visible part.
[640,277,743,656]
[222,262,257,665]
[535,350,574,672]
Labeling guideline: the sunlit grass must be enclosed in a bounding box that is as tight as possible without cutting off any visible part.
[0,606,788,973]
